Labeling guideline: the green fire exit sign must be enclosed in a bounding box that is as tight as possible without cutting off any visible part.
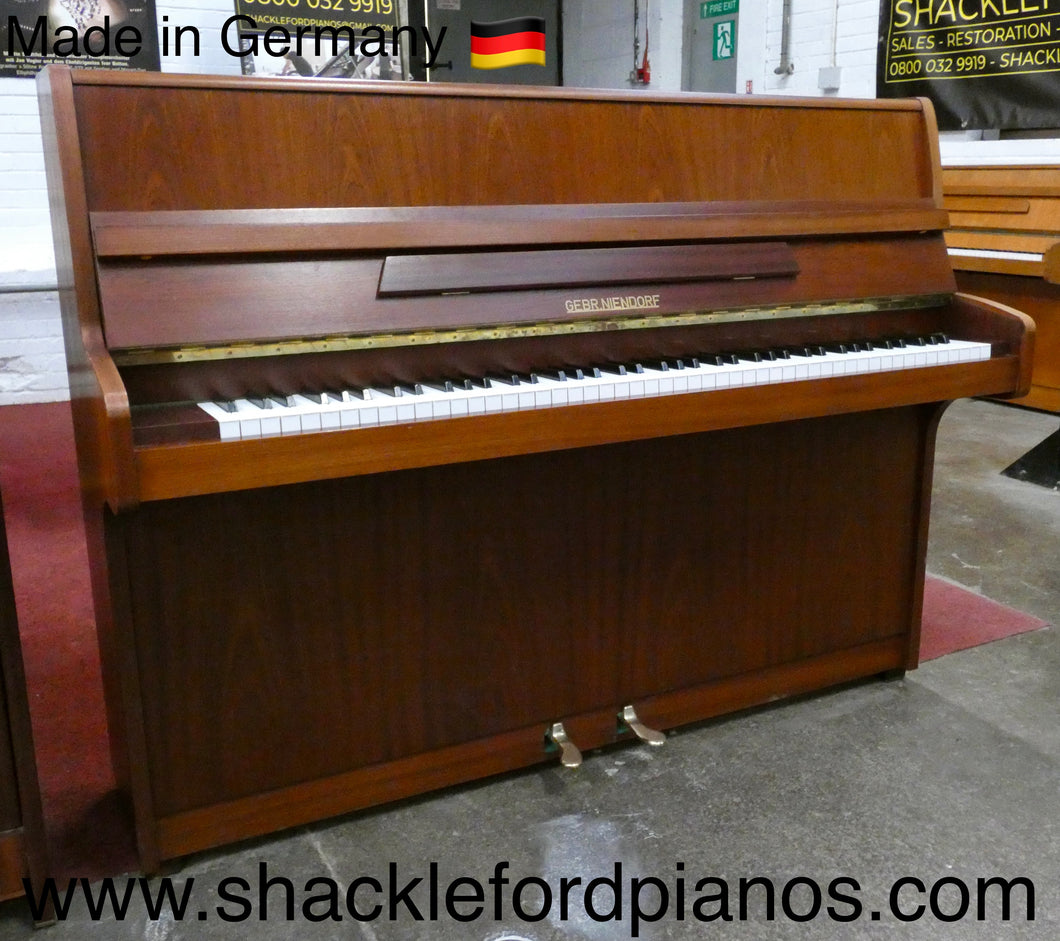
[701,0,738,17]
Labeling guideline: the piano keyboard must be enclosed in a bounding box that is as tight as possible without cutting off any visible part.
[198,335,992,441]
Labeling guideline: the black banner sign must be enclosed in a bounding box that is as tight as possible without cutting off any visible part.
[2,0,159,77]
[233,0,402,79]
[877,0,1060,130]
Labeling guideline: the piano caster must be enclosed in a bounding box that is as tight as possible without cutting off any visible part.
[618,704,667,746]
[545,722,583,768]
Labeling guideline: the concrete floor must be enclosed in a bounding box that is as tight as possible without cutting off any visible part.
[1,398,1057,939]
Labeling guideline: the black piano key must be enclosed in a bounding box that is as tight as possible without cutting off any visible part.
[247,395,271,410]
[536,368,569,382]
[423,379,456,393]
[302,392,324,404]
[930,332,950,344]
[595,363,628,376]
[376,383,425,397]
[735,350,765,362]
[213,400,238,413]
[698,353,740,367]
[487,373,521,386]
[456,377,492,390]
[639,359,671,372]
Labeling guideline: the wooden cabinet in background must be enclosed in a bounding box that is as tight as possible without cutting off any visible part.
[944,164,1060,413]
[0,487,49,911]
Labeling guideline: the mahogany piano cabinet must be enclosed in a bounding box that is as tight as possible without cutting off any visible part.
[37,67,1034,872]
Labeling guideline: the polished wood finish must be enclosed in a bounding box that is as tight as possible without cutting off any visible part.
[38,67,1033,872]
[90,202,950,258]
[376,241,801,296]
[0,490,49,910]
[944,165,1060,411]
[96,235,954,354]
[126,409,930,859]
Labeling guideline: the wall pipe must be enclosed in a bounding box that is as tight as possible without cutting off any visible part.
[774,0,794,75]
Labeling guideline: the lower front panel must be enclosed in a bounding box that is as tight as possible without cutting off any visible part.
[110,406,936,860]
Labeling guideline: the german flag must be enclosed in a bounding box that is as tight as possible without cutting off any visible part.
[470,17,546,70]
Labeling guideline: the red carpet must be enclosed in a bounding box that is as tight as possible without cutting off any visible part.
[0,401,1049,880]
[919,575,1046,661]
[0,402,136,881]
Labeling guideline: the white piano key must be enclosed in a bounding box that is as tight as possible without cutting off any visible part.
[198,401,244,441]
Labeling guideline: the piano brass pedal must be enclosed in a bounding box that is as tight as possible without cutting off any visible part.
[618,705,666,746]
[545,722,583,768]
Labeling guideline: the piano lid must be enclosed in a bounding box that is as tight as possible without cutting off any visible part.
[44,68,945,214]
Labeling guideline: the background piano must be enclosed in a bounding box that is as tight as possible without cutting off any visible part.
[38,67,1033,871]
[944,164,1060,414]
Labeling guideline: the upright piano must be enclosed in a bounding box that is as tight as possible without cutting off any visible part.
[943,164,1059,413]
[38,67,1033,871]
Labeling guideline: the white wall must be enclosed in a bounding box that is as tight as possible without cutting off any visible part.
[739,0,880,99]
[1,69,63,403]
[2,1,1059,403]
[562,0,682,92]
[0,2,239,404]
